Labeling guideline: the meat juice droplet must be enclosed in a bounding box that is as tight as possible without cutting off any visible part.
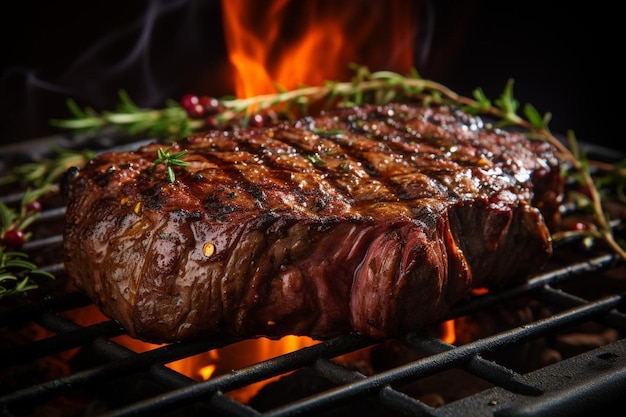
[203,242,216,257]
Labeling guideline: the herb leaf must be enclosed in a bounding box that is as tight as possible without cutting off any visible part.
[0,200,55,299]
[306,154,326,166]
[153,147,189,183]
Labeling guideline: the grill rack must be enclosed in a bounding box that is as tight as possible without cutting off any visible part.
[1,137,625,417]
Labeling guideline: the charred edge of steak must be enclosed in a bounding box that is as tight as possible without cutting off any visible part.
[62,103,563,343]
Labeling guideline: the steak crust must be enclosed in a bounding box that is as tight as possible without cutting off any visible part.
[62,103,564,343]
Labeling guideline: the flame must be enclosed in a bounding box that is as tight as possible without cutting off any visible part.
[221,0,422,98]
[205,336,319,402]
[166,336,320,402]
[198,363,216,380]
[441,320,456,344]
[471,287,490,296]
[438,288,492,344]
[64,305,318,402]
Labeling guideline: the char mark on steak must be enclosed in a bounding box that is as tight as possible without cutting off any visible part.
[62,103,563,343]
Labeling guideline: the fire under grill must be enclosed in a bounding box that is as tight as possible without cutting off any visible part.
[1,136,625,417]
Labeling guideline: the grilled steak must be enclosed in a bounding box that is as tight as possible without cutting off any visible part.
[62,103,564,343]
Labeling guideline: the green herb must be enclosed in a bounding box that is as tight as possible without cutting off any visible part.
[312,128,345,138]
[50,65,558,138]
[50,90,204,140]
[0,144,91,299]
[153,147,189,183]
[0,198,55,299]
[0,251,55,299]
[590,159,626,204]
[0,145,95,189]
[306,154,325,166]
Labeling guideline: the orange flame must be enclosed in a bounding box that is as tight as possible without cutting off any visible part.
[221,0,422,98]
[441,319,456,344]
[471,287,490,296]
[66,305,317,402]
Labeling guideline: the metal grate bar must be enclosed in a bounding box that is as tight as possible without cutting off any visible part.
[1,317,125,366]
[0,292,92,327]
[313,358,439,417]
[98,334,375,417]
[493,347,626,417]
[21,235,64,251]
[406,337,542,396]
[1,259,623,416]
[529,254,619,287]
[30,206,66,223]
[258,295,623,417]
[0,336,228,408]
[0,310,244,411]
[197,392,262,417]
[39,262,66,275]
[434,338,626,417]
[538,285,626,329]
[447,254,617,320]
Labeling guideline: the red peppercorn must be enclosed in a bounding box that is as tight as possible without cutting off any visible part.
[25,200,42,213]
[2,228,25,249]
[180,94,205,119]
[180,94,197,108]
[199,96,222,115]
[569,221,588,231]
[250,113,265,127]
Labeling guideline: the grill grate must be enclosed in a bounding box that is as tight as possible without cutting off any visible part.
[1,137,625,417]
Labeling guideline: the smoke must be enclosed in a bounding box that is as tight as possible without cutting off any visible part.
[1,0,227,142]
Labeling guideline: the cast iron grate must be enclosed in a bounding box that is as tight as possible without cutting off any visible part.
[0,137,625,417]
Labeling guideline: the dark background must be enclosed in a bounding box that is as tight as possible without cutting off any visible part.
[0,0,619,151]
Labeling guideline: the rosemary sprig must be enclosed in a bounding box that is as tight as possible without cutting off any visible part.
[49,65,535,137]
[153,147,189,183]
[0,145,95,189]
[0,251,54,299]
[0,194,55,299]
[50,90,205,140]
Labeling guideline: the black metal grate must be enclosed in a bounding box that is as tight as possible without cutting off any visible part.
[1,137,625,417]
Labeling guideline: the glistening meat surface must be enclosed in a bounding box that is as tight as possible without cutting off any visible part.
[62,103,564,343]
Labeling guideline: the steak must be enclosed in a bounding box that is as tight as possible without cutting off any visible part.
[62,103,564,343]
